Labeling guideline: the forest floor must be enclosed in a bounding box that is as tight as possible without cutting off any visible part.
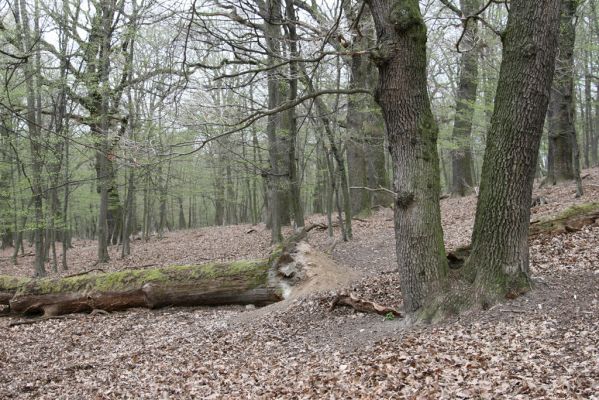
[1,168,598,399]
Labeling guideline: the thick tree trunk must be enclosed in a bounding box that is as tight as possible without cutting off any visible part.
[450,0,480,196]
[368,0,448,313]
[258,0,291,243]
[546,0,579,184]
[467,0,561,300]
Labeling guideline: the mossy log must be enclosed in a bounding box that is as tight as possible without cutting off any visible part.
[1,260,281,316]
[0,225,328,317]
[529,202,599,237]
[447,202,599,267]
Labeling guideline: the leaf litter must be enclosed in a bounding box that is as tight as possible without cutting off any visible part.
[0,168,598,399]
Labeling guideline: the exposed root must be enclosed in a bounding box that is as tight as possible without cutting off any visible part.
[329,293,402,318]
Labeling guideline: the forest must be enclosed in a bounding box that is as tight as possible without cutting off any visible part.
[0,0,598,398]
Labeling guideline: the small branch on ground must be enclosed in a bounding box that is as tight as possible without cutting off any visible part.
[329,293,402,318]
[64,268,106,278]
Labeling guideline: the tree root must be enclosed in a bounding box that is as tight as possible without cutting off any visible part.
[329,293,402,318]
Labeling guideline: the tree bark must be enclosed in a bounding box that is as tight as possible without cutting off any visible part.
[16,0,46,277]
[546,0,579,185]
[450,0,480,196]
[345,5,390,214]
[467,0,561,300]
[285,0,305,229]
[367,0,448,313]
[448,202,599,268]
[258,0,291,243]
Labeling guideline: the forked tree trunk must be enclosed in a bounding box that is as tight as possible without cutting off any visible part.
[368,0,448,313]
[467,0,561,300]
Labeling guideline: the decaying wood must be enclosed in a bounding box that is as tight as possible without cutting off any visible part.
[447,202,599,268]
[2,260,281,317]
[329,293,402,318]
[0,227,325,317]
[529,202,599,236]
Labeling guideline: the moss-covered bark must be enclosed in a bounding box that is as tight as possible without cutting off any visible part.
[546,0,579,184]
[1,259,280,316]
[0,224,325,316]
[369,0,448,313]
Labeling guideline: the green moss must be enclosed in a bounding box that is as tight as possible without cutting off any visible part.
[554,202,599,219]
[0,275,32,292]
[390,0,422,33]
[533,202,599,233]
[15,258,271,296]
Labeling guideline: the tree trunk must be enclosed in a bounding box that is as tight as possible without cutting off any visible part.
[545,0,579,184]
[587,1,599,167]
[96,146,111,263]
[16,0,46,277]
[594,80,599,166]
[450,0,480,196]
[448,202,599,268]
[257,0,291,243]
[285,0,305,230]
[344,4,390,214]
[300,71,352,239]
[368,0,447,313]
[583,53,592,169]
[0,120,13,251]
[467,0,561,300]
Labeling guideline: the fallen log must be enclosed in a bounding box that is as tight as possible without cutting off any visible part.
[3,260,281,316]
[529,202,599,237]
[0,227,329,317]
[0,225,350,317]
[447,202,599,268]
